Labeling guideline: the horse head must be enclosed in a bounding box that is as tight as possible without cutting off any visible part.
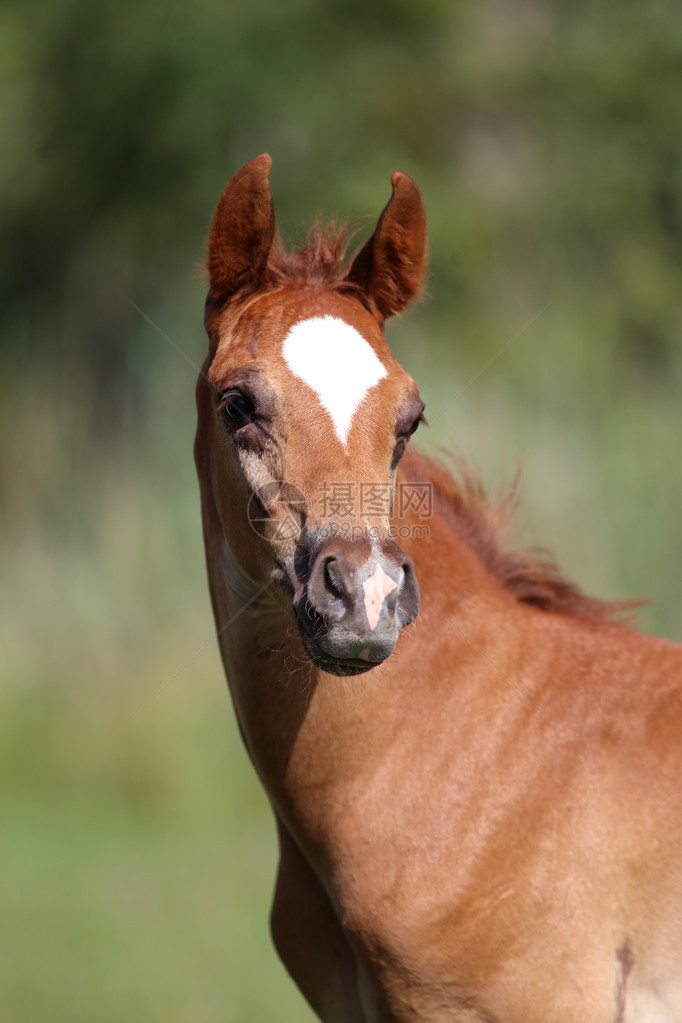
[196,154,427,676]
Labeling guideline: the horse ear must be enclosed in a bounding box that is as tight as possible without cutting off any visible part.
[207,153,275,300]
[346,171,427,322]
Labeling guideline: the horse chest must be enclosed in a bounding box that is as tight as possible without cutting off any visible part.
[280,756,636,1022]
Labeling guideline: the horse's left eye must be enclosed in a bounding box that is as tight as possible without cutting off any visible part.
[400,412,424,440]
[220,390,256,426]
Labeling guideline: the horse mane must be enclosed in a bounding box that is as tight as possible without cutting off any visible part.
[400,447,637,623]
[265,220,365,291]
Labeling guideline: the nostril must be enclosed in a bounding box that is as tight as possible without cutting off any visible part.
[323,557,346,599]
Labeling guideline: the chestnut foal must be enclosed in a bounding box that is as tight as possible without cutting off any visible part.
[194,155,682,1022]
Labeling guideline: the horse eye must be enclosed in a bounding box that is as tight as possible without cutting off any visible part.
[403,412,425,439]
[220,390,256,426]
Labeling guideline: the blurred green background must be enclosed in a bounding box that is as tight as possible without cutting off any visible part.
[1,0,681,1019]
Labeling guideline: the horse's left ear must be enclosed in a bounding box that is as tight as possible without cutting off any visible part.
[346,171,427,322]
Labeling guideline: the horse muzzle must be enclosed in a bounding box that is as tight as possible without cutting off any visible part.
[293,534,420,676]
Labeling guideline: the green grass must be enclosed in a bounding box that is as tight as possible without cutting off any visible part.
[0,684,317,1023]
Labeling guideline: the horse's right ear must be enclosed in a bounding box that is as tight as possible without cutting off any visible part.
[207,154,275,301]
[346,171,427,322]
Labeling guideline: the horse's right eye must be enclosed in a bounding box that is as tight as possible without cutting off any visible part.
[219,390,256,426]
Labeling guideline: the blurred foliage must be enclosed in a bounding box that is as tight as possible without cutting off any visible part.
[2,0,681,391]
[1,0,681,1019]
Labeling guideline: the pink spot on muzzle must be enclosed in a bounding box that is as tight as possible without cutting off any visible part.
[362,563,398,631]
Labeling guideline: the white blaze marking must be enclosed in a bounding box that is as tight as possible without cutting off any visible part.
[362,563,398,631]
[282,315,387,446]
